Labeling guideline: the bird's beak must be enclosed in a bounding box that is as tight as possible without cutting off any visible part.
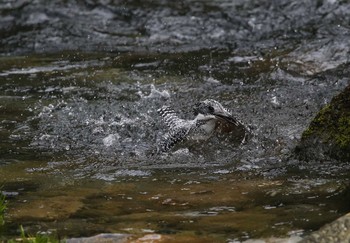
[213,110,239,126]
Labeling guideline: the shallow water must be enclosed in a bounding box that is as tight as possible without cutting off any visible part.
[1,2,350,241]
[2,164,349,241]
[0,51,349,241]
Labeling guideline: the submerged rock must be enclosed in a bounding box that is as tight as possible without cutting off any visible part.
[67,233,130,243]
[296,84,350,162]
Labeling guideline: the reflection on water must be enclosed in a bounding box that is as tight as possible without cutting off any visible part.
[0,52,349,241]
[1,164,349,241]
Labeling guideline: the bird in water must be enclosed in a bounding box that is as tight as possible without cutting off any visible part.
[156,99,248,154]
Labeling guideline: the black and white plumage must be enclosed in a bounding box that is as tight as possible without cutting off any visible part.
[156,99,246,153]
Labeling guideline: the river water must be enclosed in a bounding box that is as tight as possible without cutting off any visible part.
[1,0,350,242]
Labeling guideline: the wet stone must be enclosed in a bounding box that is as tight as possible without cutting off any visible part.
[301,213,350,243]
[67,233,131,243]
[0,0,350,55]
[296,84,350,162]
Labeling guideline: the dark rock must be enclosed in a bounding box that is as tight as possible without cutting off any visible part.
[1,0,350,55]
[296,84,350,162]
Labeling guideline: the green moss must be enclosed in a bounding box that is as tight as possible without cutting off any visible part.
[0,191,6,227]
[299,85,350,161]
[301,104,332,139]
[302,104,338,142]
[302,102,350,147]
[336,116,350,148]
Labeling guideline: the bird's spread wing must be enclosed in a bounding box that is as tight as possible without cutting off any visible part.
[157,106,185,129]
[156,126,191,153]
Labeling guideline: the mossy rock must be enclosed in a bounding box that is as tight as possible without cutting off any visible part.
[296,84,350,161]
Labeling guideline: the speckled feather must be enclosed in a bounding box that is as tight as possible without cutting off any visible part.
[157,106,185,129]
[157,106,194,153]
[156,100,244,153]
[156,126,192,153]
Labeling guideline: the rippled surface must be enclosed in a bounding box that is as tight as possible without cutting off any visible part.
[0,51,349,241]
[1,0,350,241]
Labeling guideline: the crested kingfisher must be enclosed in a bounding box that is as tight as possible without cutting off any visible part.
[156,99,248,153]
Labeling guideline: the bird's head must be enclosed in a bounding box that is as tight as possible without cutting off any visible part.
[194,99,238,125]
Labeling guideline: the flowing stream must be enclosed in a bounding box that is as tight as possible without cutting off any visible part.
[1,0,350,241]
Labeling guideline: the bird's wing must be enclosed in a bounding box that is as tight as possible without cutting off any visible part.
[157,106,185,129]
[156,126,191,153]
